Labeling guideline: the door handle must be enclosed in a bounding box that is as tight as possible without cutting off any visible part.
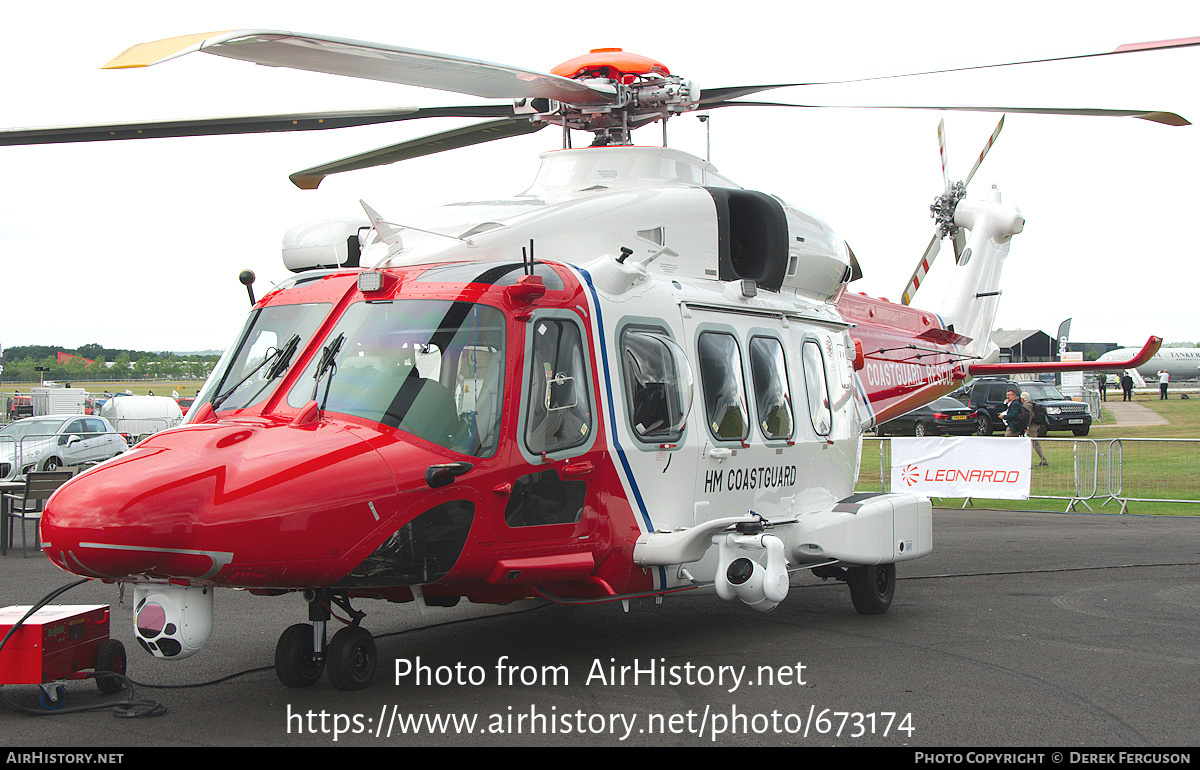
[426,461,473,489]
[558,460,595,480]
[707,447,732,460]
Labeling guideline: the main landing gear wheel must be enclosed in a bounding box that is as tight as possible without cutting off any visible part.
[847,563,896,615]
[326,625,377,691]
[275,623,325,688]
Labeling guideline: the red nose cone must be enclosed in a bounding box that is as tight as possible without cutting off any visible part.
[41,420,401,586]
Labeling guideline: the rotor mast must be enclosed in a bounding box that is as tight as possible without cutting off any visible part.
[539,48,699,147]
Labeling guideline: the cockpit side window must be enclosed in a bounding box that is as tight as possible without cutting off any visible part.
[524,318,591,455]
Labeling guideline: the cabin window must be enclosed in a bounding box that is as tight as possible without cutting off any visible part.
[284,300,506,457]
[801,340,832,436]
[525,318,591,455]
[621,327,692,443]
[749,336,794,441]
[698,332,750,443]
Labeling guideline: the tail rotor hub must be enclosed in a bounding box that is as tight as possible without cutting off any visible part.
[931,181,966,238]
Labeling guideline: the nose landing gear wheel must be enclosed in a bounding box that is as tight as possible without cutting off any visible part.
[327,625,376,691]
[847,563,895,615]
[275,623,325,688]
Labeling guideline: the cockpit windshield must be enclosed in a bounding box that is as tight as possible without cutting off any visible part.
[194,302,331,415]
[286,299,506,458]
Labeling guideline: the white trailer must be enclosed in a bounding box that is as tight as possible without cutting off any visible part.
[31,387,86,416]
[99,395,183,443]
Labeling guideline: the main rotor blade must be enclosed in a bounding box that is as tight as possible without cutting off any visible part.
[0,105,520,146]
[699,35,1200,107]
[105,30,617,106]
[710,100,1189,126]
[289,118,545,189]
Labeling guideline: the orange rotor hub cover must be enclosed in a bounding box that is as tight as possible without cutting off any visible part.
[552,48,671,83]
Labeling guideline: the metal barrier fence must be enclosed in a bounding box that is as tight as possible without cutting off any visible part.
[857,436,1200,513]
[0,431,130,481]
[1103,438,1200,513]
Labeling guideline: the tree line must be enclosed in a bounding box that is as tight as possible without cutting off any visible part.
[0,344,219,383]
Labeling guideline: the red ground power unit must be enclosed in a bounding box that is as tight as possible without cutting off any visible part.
[0,604,111,685]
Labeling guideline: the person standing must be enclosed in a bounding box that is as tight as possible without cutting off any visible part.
[1003,388,1024,437]
[1121,372,1134,401]
[1098,375,1107,402]
[1022,391,1048,466]
[1159,370,1170,399]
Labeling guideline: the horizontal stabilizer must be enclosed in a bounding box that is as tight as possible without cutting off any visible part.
[917,327,973,346]
[968,336,1162,375]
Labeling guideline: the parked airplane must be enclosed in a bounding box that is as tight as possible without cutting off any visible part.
[1096,346,1200,385]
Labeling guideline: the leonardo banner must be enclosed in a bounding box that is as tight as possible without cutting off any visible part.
[890,437,1031,499]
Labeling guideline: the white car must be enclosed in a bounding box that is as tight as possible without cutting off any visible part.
[0,414,127,479]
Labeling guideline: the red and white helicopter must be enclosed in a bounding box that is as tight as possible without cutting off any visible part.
[4,31,1178,690]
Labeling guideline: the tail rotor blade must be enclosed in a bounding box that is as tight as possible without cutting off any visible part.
[901,232,941,306]
[938,118,950,191]
[963,115,1005,187]
[952,229,967,264]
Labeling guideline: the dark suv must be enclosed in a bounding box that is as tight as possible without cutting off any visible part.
[966,379,1092,436]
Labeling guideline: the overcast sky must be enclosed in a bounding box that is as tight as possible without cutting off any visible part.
[2,0,1198,355]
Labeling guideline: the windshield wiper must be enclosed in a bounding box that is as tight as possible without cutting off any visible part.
[211,333,302,410]
[311,333,345,410]
[266,334,302,380]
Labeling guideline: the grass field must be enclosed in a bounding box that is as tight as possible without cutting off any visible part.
[1091,393,1200,438]
[5,380,207,398]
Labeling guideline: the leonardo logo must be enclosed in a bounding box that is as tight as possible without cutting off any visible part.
[901,464,920,486]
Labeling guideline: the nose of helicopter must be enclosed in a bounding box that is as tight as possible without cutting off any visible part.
[40,419,401,584]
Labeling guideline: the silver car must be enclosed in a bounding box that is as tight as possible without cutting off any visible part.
[0,414,127,479]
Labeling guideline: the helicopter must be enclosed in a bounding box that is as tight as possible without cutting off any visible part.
[3,30,1176,690]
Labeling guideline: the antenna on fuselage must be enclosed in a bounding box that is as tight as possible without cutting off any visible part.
[522,239,536,276]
